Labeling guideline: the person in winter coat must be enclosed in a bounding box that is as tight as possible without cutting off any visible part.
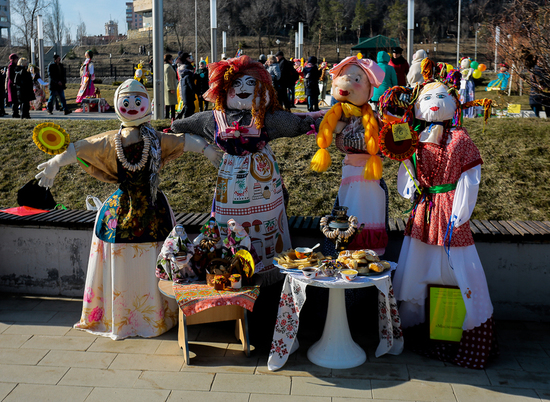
[6,53,19,118]
[265,55,281,87]
[275,51,297,110]
[389,46,410,87]
[194,60,209,112]
[303,56,321,112]
[14,58,35,119]
[176,53,196,118]
[0,67,6,117]
[164,53,178,119]
[371,51,397,103]
[47,54,71,115]
[407,49,428,87]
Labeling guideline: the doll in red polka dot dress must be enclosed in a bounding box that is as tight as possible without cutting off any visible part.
[379,59,497,369]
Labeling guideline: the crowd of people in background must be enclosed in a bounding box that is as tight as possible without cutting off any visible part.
[1,46,546,119]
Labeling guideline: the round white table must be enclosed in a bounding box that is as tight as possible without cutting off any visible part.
[285,268,394,369]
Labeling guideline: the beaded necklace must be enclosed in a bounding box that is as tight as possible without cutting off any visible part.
[114,125,150,172]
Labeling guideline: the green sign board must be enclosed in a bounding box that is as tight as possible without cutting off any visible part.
[428,286,466,342]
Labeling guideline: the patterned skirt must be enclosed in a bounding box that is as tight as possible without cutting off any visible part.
[74,234,178,340]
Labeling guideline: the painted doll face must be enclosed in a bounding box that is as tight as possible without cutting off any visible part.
[226,74,268,110]
[414,82,456,122]
[117,93,150,121]
[332,64,371,106]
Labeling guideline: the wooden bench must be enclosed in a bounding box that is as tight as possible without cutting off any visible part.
[2,208,550,239]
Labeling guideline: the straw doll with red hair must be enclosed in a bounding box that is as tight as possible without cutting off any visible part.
[171,55,317,284]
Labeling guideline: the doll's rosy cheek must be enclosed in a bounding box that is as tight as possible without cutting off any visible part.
[228,88,236,98]
[120,107,127,113]
[141,107,145,112]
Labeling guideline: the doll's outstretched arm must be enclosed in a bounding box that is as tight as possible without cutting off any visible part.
[184,133,223,168]
[35,143,77,188]
[451,165,480,228]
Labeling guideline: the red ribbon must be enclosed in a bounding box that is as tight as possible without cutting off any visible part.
[226,121,249,136]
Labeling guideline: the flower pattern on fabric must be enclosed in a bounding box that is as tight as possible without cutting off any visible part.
[377,285,404,356]
[74,240,179,340]
[267,272,404,371]
[269,276,306,363]
[172,283,259,316]
[95,141,173,244]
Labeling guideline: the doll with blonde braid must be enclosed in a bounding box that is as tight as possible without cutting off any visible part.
[311,56,388,254]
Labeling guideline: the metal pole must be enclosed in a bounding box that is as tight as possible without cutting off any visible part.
[37,15,45,84]
[210,0,217,62]
[195,0,198,64]
[152,0,164,120]
[474,30,478,61]
[295,32,299,60]
[222,31,227,58]
[298,22,304,60]
[494,26,500,73]
[30,38,35,66]
[407,0,414,64]
[456,0,461,67]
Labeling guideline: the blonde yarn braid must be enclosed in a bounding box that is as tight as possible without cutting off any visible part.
[310,102,382,180]
[310,103,343,172]
[360,103,382,180]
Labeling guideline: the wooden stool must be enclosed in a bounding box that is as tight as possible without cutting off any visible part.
[158,280,250,364]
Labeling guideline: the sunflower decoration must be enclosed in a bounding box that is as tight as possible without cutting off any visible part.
[378,120,419,162]
[33,123,70,155]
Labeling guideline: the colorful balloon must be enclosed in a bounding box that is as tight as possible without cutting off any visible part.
[478,63,487,72]
[472,69,482,79]
[470,61,479,70]
[357,52,363,60]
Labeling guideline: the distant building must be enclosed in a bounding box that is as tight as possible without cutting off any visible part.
[133,0,152,30]
[126,2,143,31]
[105,20,118,37]
[0,0,11,45]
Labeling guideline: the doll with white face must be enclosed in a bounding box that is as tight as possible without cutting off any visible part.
[171,55,317,282]
[34,79,221,340]
[415,82,457,121]
[387,61,496,369]
[226,75,267,110]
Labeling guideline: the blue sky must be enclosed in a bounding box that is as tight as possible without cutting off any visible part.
[43,0,127,40]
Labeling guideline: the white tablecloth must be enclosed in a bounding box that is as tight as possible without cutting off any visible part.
[267,268,404,371]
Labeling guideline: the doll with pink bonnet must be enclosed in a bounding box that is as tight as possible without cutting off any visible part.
[311,56,389,255]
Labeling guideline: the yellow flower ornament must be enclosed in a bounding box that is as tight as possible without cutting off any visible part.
[33,123,70,155]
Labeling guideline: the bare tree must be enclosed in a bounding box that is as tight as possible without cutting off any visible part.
[240,0,281,54]
[11,0,47,56]
[488,0,550,99]
[76,16,86,46]
[45,0,66,55]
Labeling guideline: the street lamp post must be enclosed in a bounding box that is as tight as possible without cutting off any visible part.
[152,0,164,120]
[222,31,227,59]
[109,53,112,76]
[210,0,217,63]
[298,22,304,60]
[37,15,45,83]
[456,0,462,67]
